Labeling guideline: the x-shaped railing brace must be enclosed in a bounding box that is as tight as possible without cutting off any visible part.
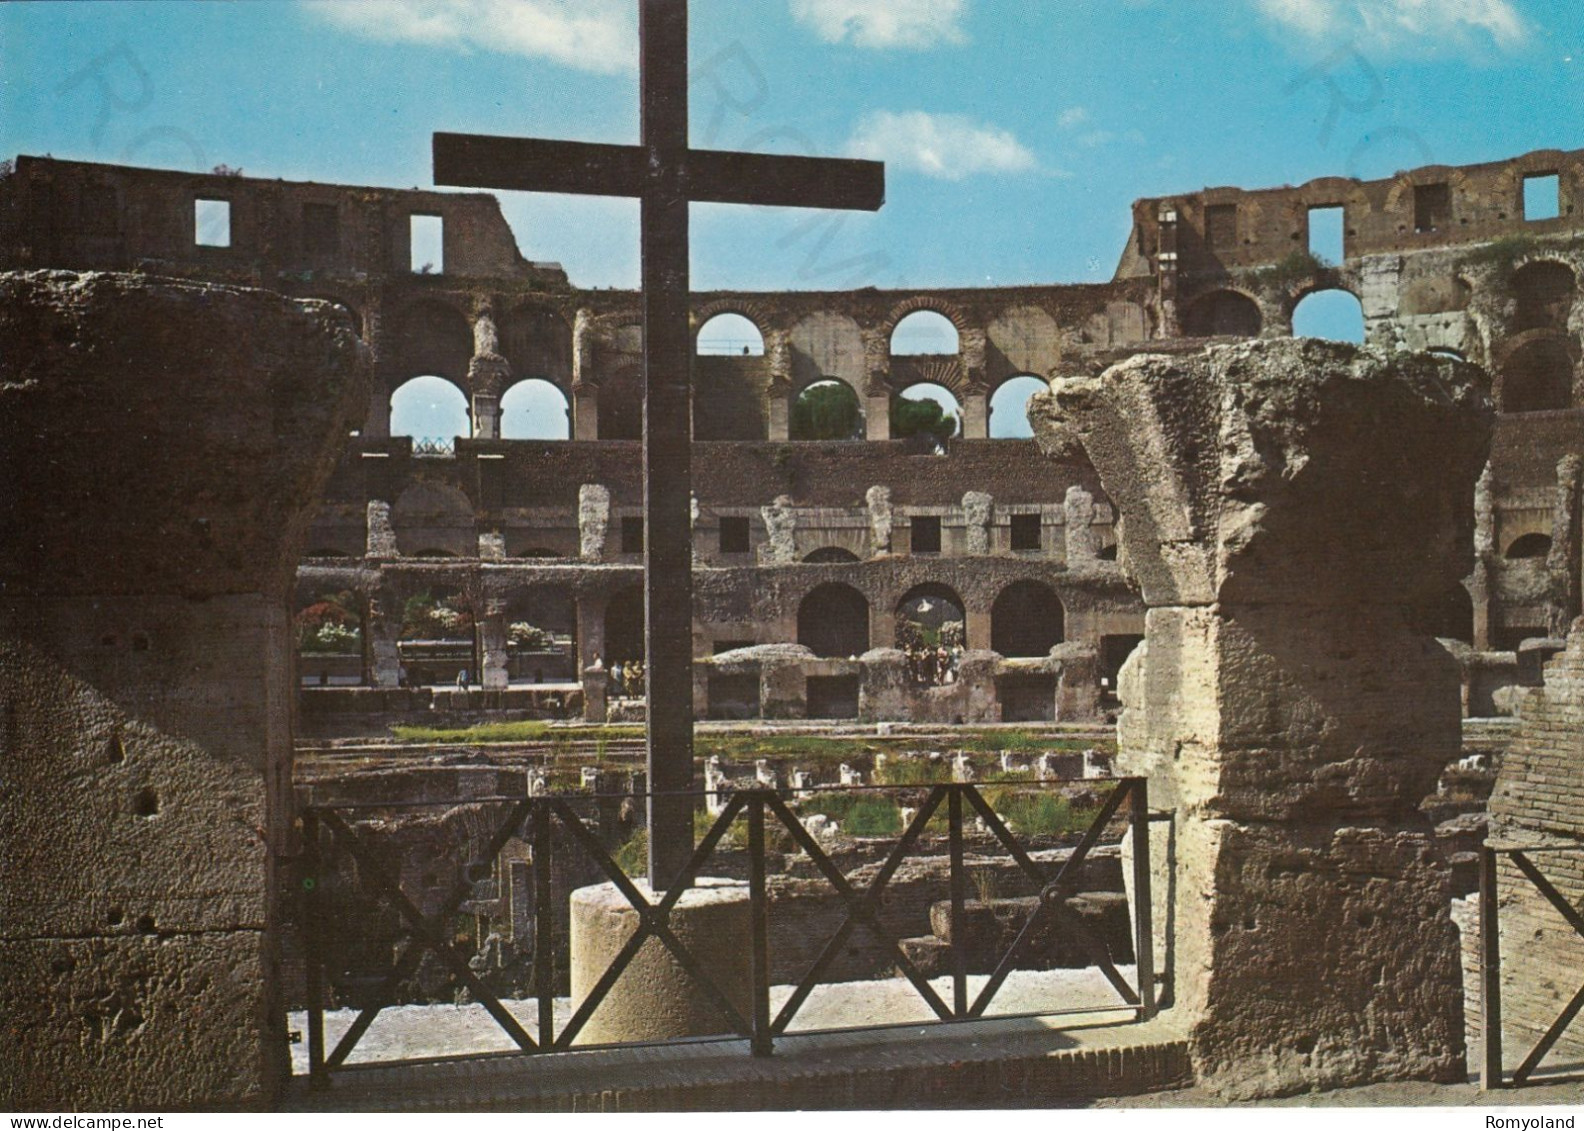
[1506,852,1584,1085]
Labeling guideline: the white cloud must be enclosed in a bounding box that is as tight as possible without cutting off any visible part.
[301,0,637,74]
[1057,107,1091,129]
[1250,0,1529,55]
[844,110,1036,180]
[789,0,967,49]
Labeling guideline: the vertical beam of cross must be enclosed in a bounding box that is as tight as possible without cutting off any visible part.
[638,0,695,888]
[434,0,883,889]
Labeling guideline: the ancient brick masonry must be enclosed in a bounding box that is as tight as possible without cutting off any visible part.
[1033,338,1493,1097]
[1468,621,1584,1070]
[0,271,369,1108]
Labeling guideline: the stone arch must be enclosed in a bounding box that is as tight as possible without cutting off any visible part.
[894,582,966,650]
[389,374,470,446]
[804,546,861,563]
[797,582,870,658]
[1291,287,1365,344]
[694,311,767,356]
[891,381,961,440]
[1505,532,1553,559]
[1182,289,1262,337]
[389,299,473,386]
[499,378,571,440]
[991,580,1065,657]
[791,377,864,440]
[988,304,1061,376]
[888,305,963,356]
[498,302,573,391]
[882,296,970,347]
[1511,260,1577,334]
[392,481,476,557]
[304,294,363,338]
[1499,335,1577,412]
[988,373,1049,439]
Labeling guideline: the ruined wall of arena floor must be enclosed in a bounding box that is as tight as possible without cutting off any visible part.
[4,148,1582,719]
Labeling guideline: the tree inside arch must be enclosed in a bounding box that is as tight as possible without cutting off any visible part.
[891,382,960,444]
[792,379,863,440]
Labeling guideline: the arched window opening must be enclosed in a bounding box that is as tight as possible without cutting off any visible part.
[396,587,474,687]
[295,587,364,686]
[890,310,959,356]
[1502,338,1575,413]
[891,382,961,445]
[500,378,571,440]
[988,375,1048,439]
[1292,289,1365,344]
[991,580,1065,657]
[797,583,870,658]
[791,379,863,440]
[1512,261,1577,333]
[505,588,577,685]
[390,375,469,450]
[895,584,965,685]
[1182,290,1262,338]
[696,312,765,356]
[393,481,475,558]
[499,305,572,386]
[1506,533,1553,560]
[804,547,861,563]
[604,586,645,671]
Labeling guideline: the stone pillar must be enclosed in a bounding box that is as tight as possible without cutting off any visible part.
[366,499,398,559]
[1063,485,1098,564]
[759,495,797,565]
[579,484,611,562]
[471,391,501,439]
[962,490,992,555]
[572,307,600,440]
[957,650,1000,722]
[572,383,600,441]
[479,600,509,691]
[865,382,891,441]
[366,583,402,689]
[760,653,807,719]
[582,661,609,723]
[964,607,991,652]
[866,485,893,557]
[576,596,605,675]
[1033,339,1492,1098]
[1472,464,1495,651]
[766,381,791,441]
[1050,641,1100,721]
[0,272,368,1108]
[1548,454,1582,635]
[858,648,907,721]
[962,386,990,439]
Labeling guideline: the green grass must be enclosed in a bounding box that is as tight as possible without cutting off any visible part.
[977,785,1098,838]
[796,791,903,837]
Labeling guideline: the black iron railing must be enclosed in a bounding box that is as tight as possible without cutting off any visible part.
[295,777,1156,1085]
[1480,841,1584,1088]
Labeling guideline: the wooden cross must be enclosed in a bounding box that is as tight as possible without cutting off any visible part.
[434,0,884,889]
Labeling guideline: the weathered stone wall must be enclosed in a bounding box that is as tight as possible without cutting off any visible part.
[0,271,368,1108]
[1034,339,1492,1098]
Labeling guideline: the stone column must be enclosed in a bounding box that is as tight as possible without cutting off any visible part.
[865,379,892,441]
[961,386,990,439]
[866,485,893,557]
[1033,339,1492,1099]
[1063,485,1098,564]
[766,380,791,441]
[366,499,398,559]
[962,490,992,555]
[479,599,509,691]
[366,582,403,689]
[759,495,797,565]
[0,272,368,1108]
[469,311,508,440]
[579,484,611,562]
[582,661,609,723]
[571,308,600,440]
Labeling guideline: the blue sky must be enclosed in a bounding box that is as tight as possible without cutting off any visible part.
[2,0,1579,295]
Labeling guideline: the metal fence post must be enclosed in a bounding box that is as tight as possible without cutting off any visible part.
[747,793,773,1057]
[533,799,555,1050]
[1130,779,1156,1021]
[1481,844,1503,1089]
[301,808,328,1088]
[948,786,968,1018]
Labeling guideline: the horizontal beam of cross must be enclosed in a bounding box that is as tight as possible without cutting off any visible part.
[434,132,885,212]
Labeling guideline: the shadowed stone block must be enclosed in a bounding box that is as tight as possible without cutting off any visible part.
[1033,338,1492,1099]
[569,879,752,1045]
[0,270,369,1109]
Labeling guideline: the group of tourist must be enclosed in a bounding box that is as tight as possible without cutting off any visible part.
[905,644,961,687]
[611,659,646,698]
